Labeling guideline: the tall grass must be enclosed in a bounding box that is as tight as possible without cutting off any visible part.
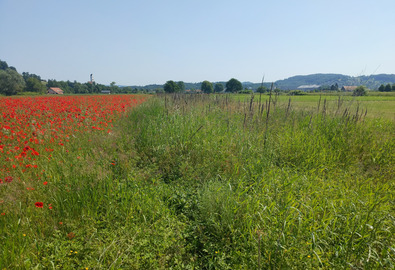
[1,93,394,269]
[126,93,394,269]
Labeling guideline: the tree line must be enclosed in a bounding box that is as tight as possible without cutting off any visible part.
[1,59,247,95]
[378,83,395,92]
[4,58,394,96]
[0,59,153,96]
[163,78,247,93]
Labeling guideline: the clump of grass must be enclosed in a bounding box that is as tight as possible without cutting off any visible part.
[125,93,394,268]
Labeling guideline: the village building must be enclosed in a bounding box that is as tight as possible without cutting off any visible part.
[47,87,64,94]
[297,85,321,91]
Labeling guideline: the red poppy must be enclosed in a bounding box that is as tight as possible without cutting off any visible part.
[1,213,5,216]
[35,202,44,208]
[43,181,48,185]
[5,176,13,183]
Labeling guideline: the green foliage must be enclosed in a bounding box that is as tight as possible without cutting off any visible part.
[25,77,46,93]
[128,75,395,92]
[177,81,185,92]
[154,88,165,94]
[330,83,339,91]
[256,85,267,93]
[164,80,181,93]
[0,59,131,95]
[214,83,224,93]
[110,81,119,93]
[1,94,394,268]
[378,84,385,92]
[288,90,306,95]
[201,80,213,93]
[0,59,10,70]
[238,89,253,94]
[123,95,394,268]
[225,78,242,93]
[22,72,41,82]
[0,68,26,95]
[47,79,110,94]
[353,85,368,96]
[377,83,392,92]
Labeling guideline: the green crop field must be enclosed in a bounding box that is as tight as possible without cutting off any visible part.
[1,93,394,269]
[234,92,395,120]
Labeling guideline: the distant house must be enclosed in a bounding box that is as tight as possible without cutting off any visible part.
[101,90,111,94]
[341,86,358,92]
[297,85,321,91]
[47,87,64,95]
[185,89,202,94]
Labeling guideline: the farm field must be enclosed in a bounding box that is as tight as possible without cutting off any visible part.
[234,92,395,120]
[1,93,394,269]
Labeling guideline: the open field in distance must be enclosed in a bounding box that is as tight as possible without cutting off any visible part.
[234,92,395,120]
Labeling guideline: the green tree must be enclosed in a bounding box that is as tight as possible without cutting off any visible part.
[239,89,253,94]
[384,83,392,92]
[25,77,46,93]
[392,84,395,91]
[0,59,16,71]
[0,68,26,95]
[378,84,385,92]
[256,86,267,93]
[177,81,185,92]
[74,83,89,94]
[353,85,367,96]
[201,80,213,93]
[110,81,119,93]
[164,80,180,93]
[154,88,165,94]
[0,59,9,70]
[214,83,224,93]
[330,83,339,91]
[225,78,242,93]
[22,72,41,82]
[319,85,331,91]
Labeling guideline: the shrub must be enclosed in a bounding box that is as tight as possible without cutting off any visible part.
[353,85,367,96]
[288,90,306,96]
[238,89,253,94]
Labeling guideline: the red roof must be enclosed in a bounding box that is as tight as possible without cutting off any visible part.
[48,87,64,94]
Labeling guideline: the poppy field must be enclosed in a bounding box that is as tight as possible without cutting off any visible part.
[1,95,146,175]
[0,95,148,267]
[1,93,394,269]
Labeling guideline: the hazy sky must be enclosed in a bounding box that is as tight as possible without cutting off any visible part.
[1,0,394,85]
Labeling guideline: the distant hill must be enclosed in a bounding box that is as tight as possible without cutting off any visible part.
[274,73,395,90]
[126,73,395,91]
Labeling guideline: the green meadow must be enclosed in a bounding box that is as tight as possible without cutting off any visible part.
[1,93,394,269]
[234,92,395,120]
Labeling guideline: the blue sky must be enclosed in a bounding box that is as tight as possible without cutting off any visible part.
[1,0,394,85]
